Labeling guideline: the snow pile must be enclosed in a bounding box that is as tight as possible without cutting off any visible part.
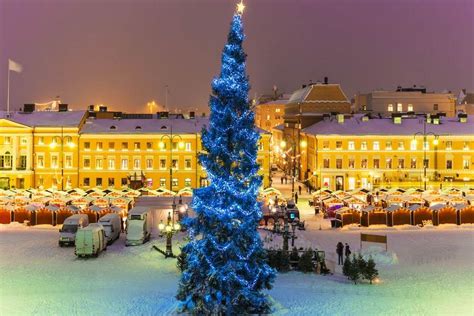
[358,246,398,265]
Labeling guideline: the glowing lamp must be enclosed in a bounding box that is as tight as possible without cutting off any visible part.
[178,141,185,149]
[174,223,181,231]
[280,140,286,149]
[433,138,439,145]
[165,225,172,233]
[159,142,165,149]
[300,140,307,148]
[49,142,57,149]
[158,221,165,230]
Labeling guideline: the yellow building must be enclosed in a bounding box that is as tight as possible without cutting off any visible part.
[300,113,474,190]
[254,98,288,132]
[0,110,85,189]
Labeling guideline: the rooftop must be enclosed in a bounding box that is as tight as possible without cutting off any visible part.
[288,83,350,105]
[0,111,86,127]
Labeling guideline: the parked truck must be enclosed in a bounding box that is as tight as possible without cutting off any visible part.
[98,213,121,244]
[75,223,107,257]
[126,207,152,246]
[59,214,89,247]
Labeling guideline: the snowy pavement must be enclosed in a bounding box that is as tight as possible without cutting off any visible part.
[1,222,473,315]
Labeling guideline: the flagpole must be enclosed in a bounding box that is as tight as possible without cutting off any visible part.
[7,67,10,114]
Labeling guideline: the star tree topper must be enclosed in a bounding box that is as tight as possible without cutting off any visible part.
[236,1,245,14]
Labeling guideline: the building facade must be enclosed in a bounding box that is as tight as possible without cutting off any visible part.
[354,87,456,117]
[0,110,271,190]
[254,97,288,132]
[300,114,474,191]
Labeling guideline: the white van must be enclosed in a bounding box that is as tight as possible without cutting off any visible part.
[59,214,89,247]
[75,223,107,257]
[126,207,152,246]
[98,213,121,244]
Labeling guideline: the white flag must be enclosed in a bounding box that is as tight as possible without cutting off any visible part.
[8,59,23,73]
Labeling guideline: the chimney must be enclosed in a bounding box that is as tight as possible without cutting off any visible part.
[58,104,68,112]
[189,111,195,119]
[302,84,307,89]
[99,106,107,112]
[23,104,35,113]
[88,105,95,112]
[324,77,328,84]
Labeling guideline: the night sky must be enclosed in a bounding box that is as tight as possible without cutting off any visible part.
[1,0,473,113]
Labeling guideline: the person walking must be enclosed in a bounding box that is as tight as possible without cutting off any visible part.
[294,192,298,204]
[298,185,302,196]
[345,243,351,259]
[337,242,344,265]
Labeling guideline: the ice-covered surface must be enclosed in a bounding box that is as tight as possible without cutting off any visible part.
[1,222,473,315]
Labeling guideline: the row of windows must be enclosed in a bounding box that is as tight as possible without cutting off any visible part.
[0,154,27,169]
[83,157,193,170]
[36,155,73,168]
[2,137,29,146]
[83,177,192,188]
[322,140,470,151]
[322,158,471,170]
[83,141,193,151]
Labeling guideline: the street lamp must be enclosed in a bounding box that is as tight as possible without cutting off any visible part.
[413,121,439,190]
[279,138,307,194]
[49,126,75,191]
[160,125,184,192]
[157,211,181,258]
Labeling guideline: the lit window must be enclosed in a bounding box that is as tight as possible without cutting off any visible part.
[121,159,128,170]
[348,141,355,150]
[134,142,140,150]
[108,159,115,170]
[386,141,392,150]
[109,142,115,151]
[96,142,103,151]
[398,159,405,169]
[146,158,153,169]
[348,159,355,168]
[398,142,405,150]
[411,140,417,150]
[410,159,416,169]
[275,108,281,113]
[361,141,367,150]
[65,155,72,168]
[38,137,44,145]
[407,104,413,112]
[397,103,403,112]
[463,142,470,150]
[134,159,140,169]
[96,158,103,169]
[266,115,271,120]
[373,141,380,150]
[4,137,11,144]
[446,141,452,150]
[160,178,166,187]
[323,159,330,168]
[172,178,178,187]
[386,158,392,169]
[387,104,393,112]
[184,178,191,187]
[463,159,470,170]
[37,155,44,168]
[21,137,27,145]
[51,155,59,169]
[185,142,192,151]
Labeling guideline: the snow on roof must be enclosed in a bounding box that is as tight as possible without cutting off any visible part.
[302,115,474,136]
[288,84,350,104]
[0,111,86,127]
[272,123,285,131]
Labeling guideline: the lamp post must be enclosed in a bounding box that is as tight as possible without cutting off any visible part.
[413,121,439,191]
[279,139,307,194]
[159,125,184,192]
[49,126,75,191]
[157,211,181,258]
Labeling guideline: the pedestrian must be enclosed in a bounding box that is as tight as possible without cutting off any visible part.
[294,192,298,204]
[345,243,351,259]
[284,176,287,184]
[281,176,283,184]
[336,242,344,265]
[298,185,302,195]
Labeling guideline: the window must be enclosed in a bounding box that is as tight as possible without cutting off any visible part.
[398,141,405,150]
[84,142,90,150]
[397,103,403,112]
[121,159,128,170]
[160,159,166,169]
[121,178,128,186]
[348,159,355,169]
[21,137,27,145]
[134,142,140,150]
[275,108,281,113]
[361,159,368,168]
[463,142,470,150]
[172,159,178,170]
[361,141,367,150]
[108,159,115,170]
[96,142,103,151]
[323,158,330,168]
[121,142,128,150]
[323,141,329,150]
[424,159,429,169]
[446,141,452,150]
[51,155,58,168]
[134,159,140,169]
[373,141,380,150]
[0,152,12,169]
[65,155,72,168]
[109,142,115,151]
[146,142,152,150]
[348,141,355,150]
[159,142,167,150]
[336,141,342,150]
[146,158,153,169]
[411,159,417,169]
[266,114,271,120]
[433,104,438,111]
[185,159,192,169]
[84,158,91,168]
[385,141,392,150]
[336,159,342,169]
[160,178,166,187]
[96,178,102,187]
[407,104,413,112]
[398,159,405,169]
[38,137,44,145]
[37,155,44,168]
[108,178,115,187]
[172,178,178,187]
[373,159,380,169]
[84,178,90,186]
[387,104,393,112]
[446,160,453,170]
[386,158,392,169]
[185,142,192,151]
[19,155,27,169]
[463,159,470,170]
[96,158,103,169]
[4,137,11,144]
[185,178,192,187]
[411,140,417,150]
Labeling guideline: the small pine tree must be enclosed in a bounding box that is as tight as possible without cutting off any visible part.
[298,248,314,273]
[342,256,352,279]
[357,253,367,274]
[363,256,379,284]
[348,255,360,284]
[278,249,291,272]
[290,247,300,262]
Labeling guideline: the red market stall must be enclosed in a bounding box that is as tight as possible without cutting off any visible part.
[35,205,57,225]
[386,205,411,226]
[436,205,458,225]
[14,205,37,225]
[0,206,13,224]
[56,205,79,225]
[335,207,361,227]
[410,205,434,226]
[361,206,387,227]
[459,205,474,224]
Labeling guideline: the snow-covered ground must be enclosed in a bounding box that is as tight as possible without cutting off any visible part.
[1,221,473,315]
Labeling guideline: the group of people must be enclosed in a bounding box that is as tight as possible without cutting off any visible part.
[336,242,351,265]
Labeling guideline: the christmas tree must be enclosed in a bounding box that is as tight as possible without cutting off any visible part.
[176,2,275,314]
[363,256,379,284]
